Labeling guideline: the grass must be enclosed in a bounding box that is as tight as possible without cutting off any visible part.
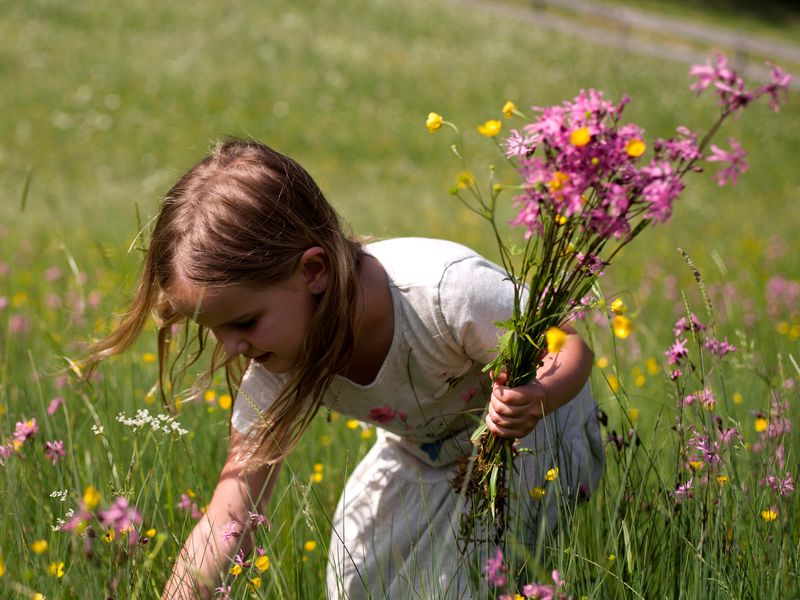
[1,0,799,597]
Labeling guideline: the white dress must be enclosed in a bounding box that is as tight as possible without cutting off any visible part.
[232,238,604,599]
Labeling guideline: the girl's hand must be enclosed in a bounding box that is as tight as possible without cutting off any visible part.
[485,371,546,439]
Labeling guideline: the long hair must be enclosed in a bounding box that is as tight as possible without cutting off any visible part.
[85,139,364,465]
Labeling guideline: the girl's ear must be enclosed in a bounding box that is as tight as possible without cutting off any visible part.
[298,247,330,294]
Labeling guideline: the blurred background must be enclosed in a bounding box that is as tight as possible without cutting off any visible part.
[1,0,799,390]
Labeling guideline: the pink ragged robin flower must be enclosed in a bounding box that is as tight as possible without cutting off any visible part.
[248,511,271,529]
[674,478,693,503]
[98,497,143,545]
[47,396,64,416]
[665,339,689,365]
[44,440,65,465]
[221,520,241,542]
[706,138,747,186]
[484,547,508,587]
[14,418,38,443]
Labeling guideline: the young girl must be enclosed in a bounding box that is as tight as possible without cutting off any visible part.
[87,139,603,599]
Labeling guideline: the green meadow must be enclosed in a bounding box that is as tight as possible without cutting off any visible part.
[1,0,799,598]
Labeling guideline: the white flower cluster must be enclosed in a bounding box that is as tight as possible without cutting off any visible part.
[116,409,189,437]
[91,424,104,435]
[50,489,68,501]
[53,508,74,531]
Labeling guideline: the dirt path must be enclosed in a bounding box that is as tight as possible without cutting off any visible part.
[452,0,800,87]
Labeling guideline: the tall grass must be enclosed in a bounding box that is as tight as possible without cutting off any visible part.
[1,0,798,597]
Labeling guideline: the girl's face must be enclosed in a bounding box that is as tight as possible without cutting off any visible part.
[168,253,327,374]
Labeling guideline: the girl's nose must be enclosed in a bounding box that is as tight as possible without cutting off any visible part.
[213,328,249,357]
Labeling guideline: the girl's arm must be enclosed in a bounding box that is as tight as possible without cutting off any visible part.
[485,325,594,439]
[162,430,282,599]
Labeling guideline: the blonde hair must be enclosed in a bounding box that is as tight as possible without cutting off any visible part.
[85,139,363,465]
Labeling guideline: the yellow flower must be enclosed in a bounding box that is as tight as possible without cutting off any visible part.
[529,486,546,501]
[31,540,49,554]
[103,529,115,543]
[0,554,5,577]
[628,407,639,422]
[314,463,324,473]
[218,394,232,410]
[732,392,743,405]
[145,528,157,537]
[477,119,502,137]
[345,419,360,430]
[646,357,660,375]
[502,100,517,118]
[608,554,616,561]
[777,321,790,335]
[360,428,374,440]
[612,315,632,339]
[310,472,323,483]
[546,327,567,354]
[229,564,242,576]
[204,390,217,403]
[426,112,443,133]
[33,594,45,600]
[83,484,101,510]
[569,127,591,147]
[595,357,609,369]
[254,555,270,572]
[754,418,768,433]
[761,509,778,522]
[304,540,317,552]
[610,298,627,315]
[607,374,619,393]
[634,374,646,387]
[554,214,567,225]
[142,352,157,364]
[547,171,569,193]
[688,460,703,471]
[249,576,262,588]
[12,291,27,308]
[716,475,728,485]
[625,138,646,157]
[545,467,559,481]
[455,170,475,190]
[48,561,64,578]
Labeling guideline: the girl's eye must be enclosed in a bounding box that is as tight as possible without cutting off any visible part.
[234,318,257,330]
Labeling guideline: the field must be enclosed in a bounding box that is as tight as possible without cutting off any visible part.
[1,0,799,598]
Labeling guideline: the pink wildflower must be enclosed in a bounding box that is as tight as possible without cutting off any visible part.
[248,511,271,529]
[703,337,736,358]
[14,418,38,443]
[222,520,241,542]
[99,497,143,545]
[505,129,539,158]
[755,65,792,112]
[706,138,747,186]
[485,547,508,587]
[47,396,65,416]
[214,585,232,599]
[44,440,65,465]
[762,474,794,496]
[9,315,31,334]
[665,339,689,365]
[674,478,693,503]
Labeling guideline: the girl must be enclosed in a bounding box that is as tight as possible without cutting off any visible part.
[87,139,603,599]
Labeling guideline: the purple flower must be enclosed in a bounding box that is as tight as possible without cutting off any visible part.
[755,65,792,112]
[44,440,65,465]
[665,338,689,365]
[674,478,693,503]
[14,418,38,443]
[47,396,65,416]
[673,314,705,337]
[688,432,722,465]
[762,473,795,496]
[248,511,271,529]
[484,547,508,587]
[505,129,539,158]
[99,497,143,543]
[222,520,241,542]
[703,337,736,358]
[706,138,747,186]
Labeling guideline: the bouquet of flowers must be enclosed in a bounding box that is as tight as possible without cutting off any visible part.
[426,53,791,545]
